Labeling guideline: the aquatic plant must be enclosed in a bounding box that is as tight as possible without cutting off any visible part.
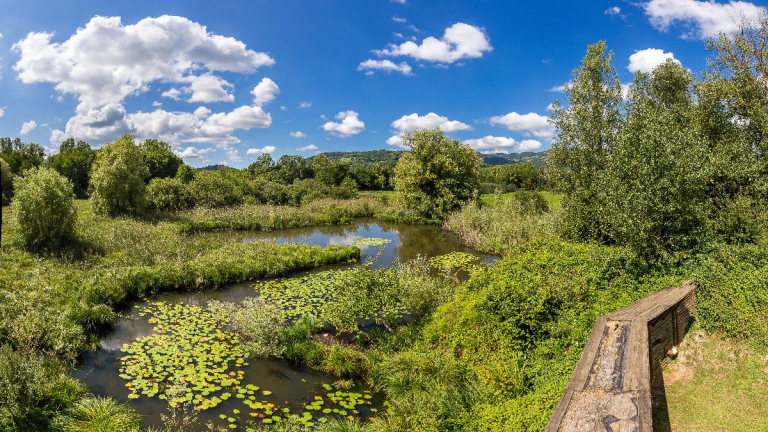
[428,252,480,273]
[352,238,391,247]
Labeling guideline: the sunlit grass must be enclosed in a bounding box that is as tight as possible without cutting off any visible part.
[480,191,563,208]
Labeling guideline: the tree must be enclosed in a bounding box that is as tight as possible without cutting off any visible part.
[0,138,45,175]
[696,13,768,243]
[547,41,623,241]
[0,157,12,206]
[140,139,183,180]
[602,96,710,262]
[393,128,482,220]
[274,155,309,185]
[89,134,149,216]
[46,138,96,198]
[310,154,348,186]
[247,153,275,177]
[13,167,78,250]
[175,164,196,184]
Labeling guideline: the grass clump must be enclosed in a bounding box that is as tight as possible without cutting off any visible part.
[54,397,142,432]
[444,198,561,255]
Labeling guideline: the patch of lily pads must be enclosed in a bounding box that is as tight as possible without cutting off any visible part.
[428,251,482,274]
[119,301,388,429]
[252,269,360,322]
[352,237,392,247]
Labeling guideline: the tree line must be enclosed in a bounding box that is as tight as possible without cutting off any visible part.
[548,14,768,263]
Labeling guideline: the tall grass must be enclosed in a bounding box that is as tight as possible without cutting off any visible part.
[443,199,562,255]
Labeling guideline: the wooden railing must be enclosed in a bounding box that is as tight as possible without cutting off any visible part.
[544,281,696,432]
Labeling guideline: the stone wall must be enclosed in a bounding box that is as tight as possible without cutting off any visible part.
[544,281,696,432]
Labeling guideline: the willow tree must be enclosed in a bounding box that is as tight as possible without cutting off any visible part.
[547,41,623,242]
[393,128,482,220]
[90,134,149,216]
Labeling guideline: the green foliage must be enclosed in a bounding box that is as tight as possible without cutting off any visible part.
[310,154,350,186]
[189,170,243,208]
[479,163,542,191]
[54,397,141,432]
[146,177,194,211]
[46,138,96,198]
[393,128,482,220]
[140,139,183,180]
[444,199,561,255]
[12,167,77,251]
[89,134,149,216]
[175,164,196,184]
[547,41,623,241]
[0,137,45,175]
[509,190,549,215]
[275,155,310,185]
[0,157,12,206]
[0,345,86,432]
[248,153,276,177]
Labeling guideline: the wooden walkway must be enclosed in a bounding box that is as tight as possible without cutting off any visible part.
[545,281,696,432]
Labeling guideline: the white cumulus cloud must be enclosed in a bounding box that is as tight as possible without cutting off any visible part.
[20,120,37,135]
[290,131,307,138]
[386,112,472,147]
[605,6,622,15]
[374,23,492,64]
[628,48,680,73]
[357,59,413,75]
[175,146,214,159]
[297,144,318,151]
[247,145,276,155]
[299,101,312,109]
[644,0,765,39]
[489,112,554,140]
[322,110,365,137]
[0,106,5,118]
[251,78,280,106]
[463,136,542,153]
[12,15,274,108]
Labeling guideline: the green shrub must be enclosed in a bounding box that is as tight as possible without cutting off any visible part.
[12,167,77,250]
[140,139,182,180]
[252,179,290,205]
[146,177,194,211]
[54,397,141,432]
[1,157,13,205]
[175,164,196,183]
[189,171,243,208]
[510,190,549,214]
[89,134,149,216]
[322,344,365,377]
[0,345,86,431]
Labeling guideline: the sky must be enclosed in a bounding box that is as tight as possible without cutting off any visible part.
[0,0,766,168]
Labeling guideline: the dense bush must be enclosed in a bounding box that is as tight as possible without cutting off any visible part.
[0,138,45,175]
[46,139,96,199]
[189,170,243,208]
[479,163,542,191]
[0,346,86,431]
[509,190,549,215]
[208,298,287,357]
[393,128,482,220]
[12,167,77,250]
[146,177,194,211]
[0,157,11,206]
[89,134,149,216]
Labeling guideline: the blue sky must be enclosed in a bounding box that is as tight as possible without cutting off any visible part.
[0,0,766,167]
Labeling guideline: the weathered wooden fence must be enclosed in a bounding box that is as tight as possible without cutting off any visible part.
[544,280,696,432]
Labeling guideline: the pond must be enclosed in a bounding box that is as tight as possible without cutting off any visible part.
[73,220,492,429]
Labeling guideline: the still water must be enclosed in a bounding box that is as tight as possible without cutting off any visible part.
[73,220,490,429]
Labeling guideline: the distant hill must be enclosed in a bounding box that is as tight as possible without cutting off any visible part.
[319,149,547,167]
[317,150,403,165]
[480,151,547,166]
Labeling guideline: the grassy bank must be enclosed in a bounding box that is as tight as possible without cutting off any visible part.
[656,331,768,432]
